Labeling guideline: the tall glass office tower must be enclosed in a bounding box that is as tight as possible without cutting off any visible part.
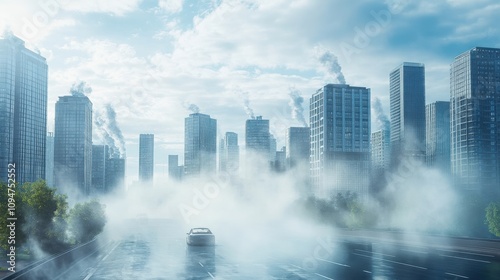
[219,132,239,173]
[310,84,371,198]
[426,101,450,174]
[54,95,93,195]
[0,32,48,184]
[139,134,154,182]
[451,47,500,198]
[390,62,426,166]
[184,113,217,177]
[245,116,270,156]
[286,127,310,169]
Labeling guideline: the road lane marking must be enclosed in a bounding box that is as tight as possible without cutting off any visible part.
[355,249,395,258]
[290,264,306,271]
[207,271,215,279]
[400,248,428,254]
[101,242,120,262]
[363,270,372,274]
[316,258,350,267]
[83,242,119,280]
[315,272,334,280]
[437,249,494,258]
[353,253,427,270]
[445,272,469,279]
[439,254,491,263]
[199,262,204,267]
[55,241,110,280]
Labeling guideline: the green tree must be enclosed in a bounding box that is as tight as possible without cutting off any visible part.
[69,200,106,244]
[19,180,70,253]
[485,202,500,237]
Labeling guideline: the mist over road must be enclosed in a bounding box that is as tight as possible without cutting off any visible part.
[35,219,500,280]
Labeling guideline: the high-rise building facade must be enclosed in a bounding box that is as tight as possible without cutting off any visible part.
[451,47,500,197]
[168,155,182,180]
[245,116,270,157]
[219,132,239,173]
[310,84,371,198]
[184,113,217,177]
[92,145,108,193]
[105,157,125,192]
[91,144,125,193]
[426,101,451,174]
[371,129,391,172]
[139,134,154,182]
[0,32,48,184]
[45,132,54,186]
[390,62,426,165]
[286,127,310,169]
[54,95,93,195]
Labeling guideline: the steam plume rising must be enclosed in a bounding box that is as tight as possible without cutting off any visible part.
[187,104,200,114]
[241,91,255,119]
[288,88,307,127]
[372,97,390,131]
[70,81,92,97]
[94,104,126,158]
[319,51,346,84]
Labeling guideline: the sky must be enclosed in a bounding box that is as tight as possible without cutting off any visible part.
[1,0,499,182]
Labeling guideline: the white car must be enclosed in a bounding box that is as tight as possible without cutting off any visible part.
[186,228,215,246]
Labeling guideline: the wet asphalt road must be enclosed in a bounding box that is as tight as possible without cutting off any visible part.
[52,220,500,280]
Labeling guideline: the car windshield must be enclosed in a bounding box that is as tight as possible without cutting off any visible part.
[191,228,212,234]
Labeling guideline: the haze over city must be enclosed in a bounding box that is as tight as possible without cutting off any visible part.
[1,1,500,279]
[1,0,499,181]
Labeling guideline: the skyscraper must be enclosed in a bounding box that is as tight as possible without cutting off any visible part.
[184,113,217,177]
[426,101,450,174]
[139,134,154,182]
[245,116,270,157]
[371,129,391,172]
[451,47,500,197]
[0,32,48,184]
[310,84,371,198]
[92,145,108,193]
[219,132,239,173]
[105,157,125,192]
[168,155,182,180]
[54,95,93,195]
[390,62,426,166]
[45,132,54,186]
[269,135,277,162]
[91,144,125,193]
[286,127,310,169]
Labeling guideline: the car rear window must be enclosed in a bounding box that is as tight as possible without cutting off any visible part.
[192,228,212,234]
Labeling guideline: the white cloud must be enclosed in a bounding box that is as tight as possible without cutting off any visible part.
[59,0,142,16]
[158,0,184,13]
[7,0,497,180]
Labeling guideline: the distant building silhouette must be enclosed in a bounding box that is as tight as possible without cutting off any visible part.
[139,134,154,182]
[92,144,125,193]
[0,32,48,184]
[92,145,108,193]
[106,157,125,192]
[219,132,239,174]
[286,127,310,169]
[451,47,500,198]
[184,113,217,177]
[168,155,183,180]
[274,147,287,172]
[426,101,450,174]
[371,129,391,173]
[54,95,93,195]
[310,84,371,198]
[390,62,426,166]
